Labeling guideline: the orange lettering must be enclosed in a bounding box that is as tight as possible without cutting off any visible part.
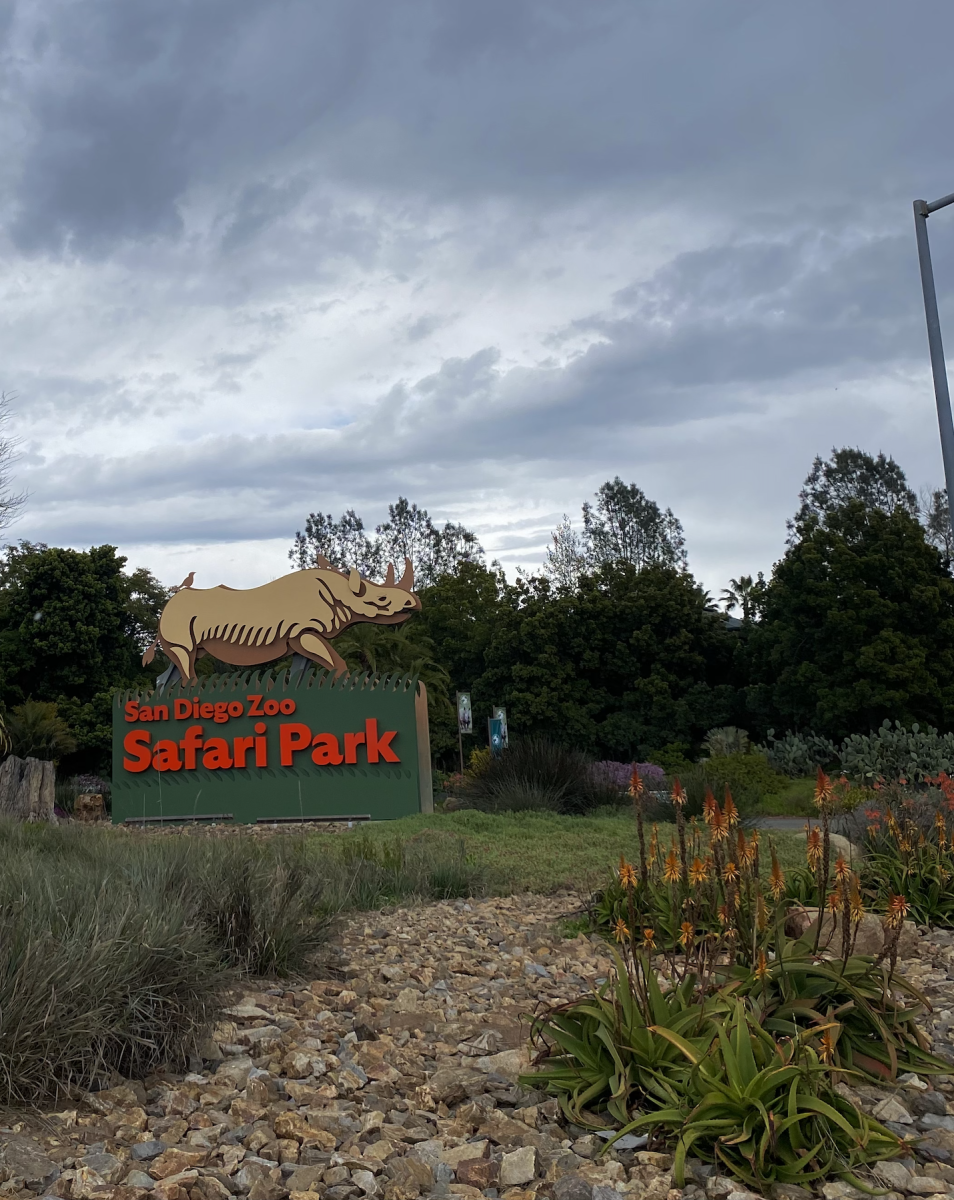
[123,730,152,772]
[202,737,233,770]
[254,734,267,767]
[152,739,182,772]
[213,701,229,724]
[365,718,399,764]
[311,733,343,766]
[200,702,214,719]
[174,699,192,719]
[233,735,255,768]
[153,704,168,721]
[179,725,204,770]
[280,722,313,766]
[124,700,139,723]
[344,731,366,764]
[247,694,264,717]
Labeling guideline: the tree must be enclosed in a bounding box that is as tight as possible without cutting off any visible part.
[289,497,483,587]
[582,478,687,571]
[0,544,167,773]
[0,394,25,534]
[920,486,954,565]
[788,447,917,543]
[748,503,954,740]
[289,509,381,577]
[479,562,736,760]
[720,574,765,622]
[542,515,587,590]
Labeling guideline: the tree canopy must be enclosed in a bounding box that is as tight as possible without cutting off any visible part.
[748,503,954,739]
[289,497,483,587]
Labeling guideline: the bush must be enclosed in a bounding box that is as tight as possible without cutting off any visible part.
[701,726,750,757]
[589,761,665,795]
[0,824,398,1104]
[662,752,785,819]
[5,700,76,760]
[461,738,618,815]
[760,722,954,783]
[759,730,838,777]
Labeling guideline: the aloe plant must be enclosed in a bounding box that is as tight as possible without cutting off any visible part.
[722,940,949,1081]
[523,955,903,1190]
[614,1000,900,1189]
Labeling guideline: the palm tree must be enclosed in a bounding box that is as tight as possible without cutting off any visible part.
[333,624,454,723]
[721,575,757,622]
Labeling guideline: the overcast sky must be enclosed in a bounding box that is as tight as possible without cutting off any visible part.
[3,0,954,595]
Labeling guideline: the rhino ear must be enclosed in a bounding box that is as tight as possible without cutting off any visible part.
[383,562,396,586]
[348,569,364,595]
[316,554,333,569]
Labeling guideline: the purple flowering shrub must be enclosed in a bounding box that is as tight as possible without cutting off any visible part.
[589,760,666,791]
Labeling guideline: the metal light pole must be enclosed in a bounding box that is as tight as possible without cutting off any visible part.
[914,192,954,540]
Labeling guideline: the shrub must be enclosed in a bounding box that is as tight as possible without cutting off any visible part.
[661,753,784,819]
[760,722,954,783]
[840,720,954,783]
[701,726,750,757]
[5,700,76,761]
[461,738,616,815]
[759,730,838,777]
[589,761,665,795]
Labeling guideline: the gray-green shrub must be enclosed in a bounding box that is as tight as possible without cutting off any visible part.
[760,722,954,783]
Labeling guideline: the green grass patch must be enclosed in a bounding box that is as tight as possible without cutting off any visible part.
[331,809,806,895]
[757,776,817,817]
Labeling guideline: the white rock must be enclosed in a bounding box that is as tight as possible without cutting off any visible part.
[500,1146,537,1188]
[475,1047,533,1080]
[874,1161,913,1191]
[873,1096,914,1124]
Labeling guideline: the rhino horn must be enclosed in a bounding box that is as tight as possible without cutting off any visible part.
[397,557,414,591]
[383,562,396,586]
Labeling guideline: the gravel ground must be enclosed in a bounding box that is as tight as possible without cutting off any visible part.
[5,895,954,1200]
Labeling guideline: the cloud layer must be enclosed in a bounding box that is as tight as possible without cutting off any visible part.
[2,0,954,592]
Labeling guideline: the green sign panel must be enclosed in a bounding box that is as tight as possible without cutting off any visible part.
[112,668,432,825]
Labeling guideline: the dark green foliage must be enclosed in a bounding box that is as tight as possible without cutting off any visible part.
[460,738,619,815]
[5,699,76,760]
[791,447,918,538]
[582,477,687,571]
[0,543,168,774]
[748,504,954,741]
[482,563,738,762]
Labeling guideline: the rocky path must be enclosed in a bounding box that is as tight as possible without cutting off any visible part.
[5,896,954,1200]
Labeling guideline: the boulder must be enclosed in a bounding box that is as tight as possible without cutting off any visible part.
[786,908,918,957]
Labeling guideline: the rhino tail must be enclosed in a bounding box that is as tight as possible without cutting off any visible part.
[142,635,159,667]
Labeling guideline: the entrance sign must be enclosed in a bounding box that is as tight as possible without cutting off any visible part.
[112,668,432,824]
[118,556,430,823]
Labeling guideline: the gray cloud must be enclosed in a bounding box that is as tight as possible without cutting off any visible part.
[2,0,954,595]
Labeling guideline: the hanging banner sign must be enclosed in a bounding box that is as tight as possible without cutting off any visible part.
[112,668,432,824]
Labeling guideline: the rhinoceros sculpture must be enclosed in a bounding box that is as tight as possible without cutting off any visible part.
[143,558,420,681]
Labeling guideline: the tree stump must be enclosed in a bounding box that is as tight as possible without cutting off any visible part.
[0,756,57,822]
[74,793,105,822]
